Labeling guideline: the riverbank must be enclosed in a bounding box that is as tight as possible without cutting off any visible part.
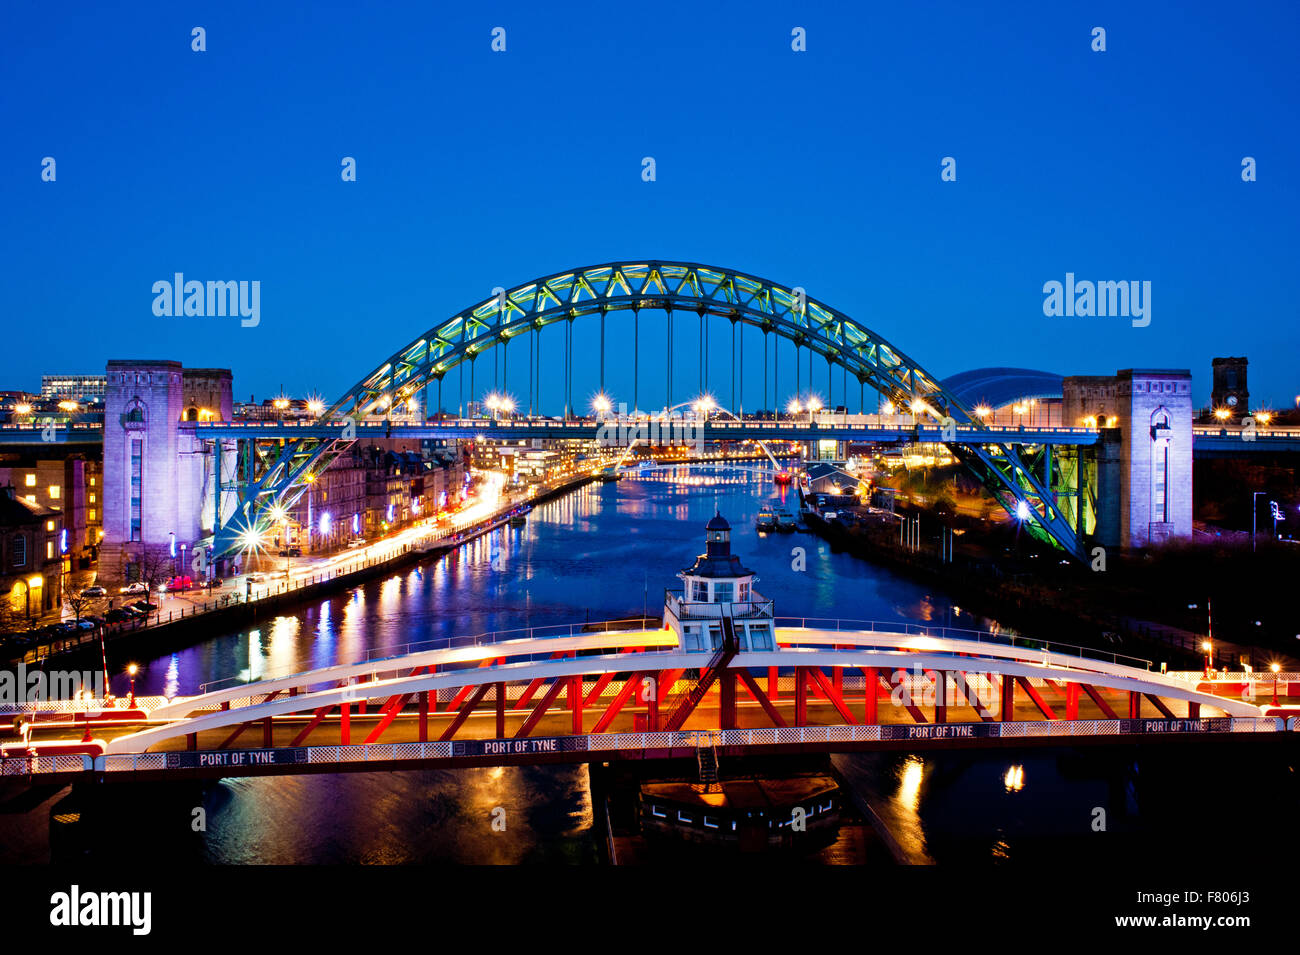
[798,505,1233,670]
[7,474,598,674]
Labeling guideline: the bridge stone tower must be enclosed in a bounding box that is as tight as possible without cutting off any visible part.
[101,360,234,583]
[1065,369,1192,550]
[1113,369,1193,547]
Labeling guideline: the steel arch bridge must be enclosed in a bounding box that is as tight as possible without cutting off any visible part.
[213,261,1092,560]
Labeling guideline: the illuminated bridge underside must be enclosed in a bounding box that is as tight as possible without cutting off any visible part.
[7,626,1285,782]
[216,262,1092,559]
[66,627,1260,763]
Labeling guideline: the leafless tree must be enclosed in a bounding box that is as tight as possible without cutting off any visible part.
[0,589,33,637]
[62,578,94,625]
[124,545,174,619]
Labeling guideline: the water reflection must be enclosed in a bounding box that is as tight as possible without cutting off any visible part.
[118,473,974,698]
[90,471,985,864]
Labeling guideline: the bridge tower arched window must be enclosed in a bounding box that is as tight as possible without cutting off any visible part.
[1150,407,1172,524]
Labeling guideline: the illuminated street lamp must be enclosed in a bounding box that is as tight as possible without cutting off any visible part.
[1271,662,1281,706]
[1202,640,1213,677]
[591,393,613,418]
[306,398,325,416]
[786,397,803,417]
[1254,410,1272,427]
[974,404,991,420]
[1213,407,1231,422]
[14,402,31,415]
[127,663,138,708]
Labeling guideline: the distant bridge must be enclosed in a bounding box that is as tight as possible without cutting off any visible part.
[3,618,1289,784]
[6,419,1299,452]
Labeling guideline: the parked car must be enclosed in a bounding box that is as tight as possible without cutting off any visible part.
[106,608,135,624]
[130,601,158,613]
[276,547,302,557]
[74,619,98,631]
[119,582,148,595]
[166,575,194,591]
[79,585,107,598]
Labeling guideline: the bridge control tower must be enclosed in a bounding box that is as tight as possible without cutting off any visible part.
[664,513,776,653]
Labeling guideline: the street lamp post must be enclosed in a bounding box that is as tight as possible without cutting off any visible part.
[127,663,138,708]
[1271,662,1281,706]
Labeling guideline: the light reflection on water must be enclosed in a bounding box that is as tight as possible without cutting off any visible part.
[96,472,981,864]
[120,473,973,699]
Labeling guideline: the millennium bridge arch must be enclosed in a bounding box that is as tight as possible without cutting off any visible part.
[215,261,1092,560]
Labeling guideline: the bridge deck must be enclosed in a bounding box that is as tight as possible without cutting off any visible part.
[4,624,1290,782]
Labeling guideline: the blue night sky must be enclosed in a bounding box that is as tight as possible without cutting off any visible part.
[3,0,1297,412]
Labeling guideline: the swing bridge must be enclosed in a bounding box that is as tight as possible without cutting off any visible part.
[2,616,1292,783]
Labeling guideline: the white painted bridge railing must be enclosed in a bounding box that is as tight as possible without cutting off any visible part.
[1,717,1289,778]
[0,695,170,716]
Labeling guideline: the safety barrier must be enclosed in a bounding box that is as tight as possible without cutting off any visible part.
[1,717,1288,779]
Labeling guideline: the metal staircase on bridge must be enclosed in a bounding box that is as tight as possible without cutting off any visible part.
[695,738,720,788]
[660,618,739,732]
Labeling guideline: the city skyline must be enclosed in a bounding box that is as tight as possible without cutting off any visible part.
[3,1,1298,409]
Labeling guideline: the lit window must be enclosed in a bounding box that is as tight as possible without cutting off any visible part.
[46,541,54,560]
[24,474,35,487]
[89,477,95,486]
[25,495,36,504]
[45,520,54,531]
[48,485,60,499]
[89,493,96,504]
[88,509,96,521]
